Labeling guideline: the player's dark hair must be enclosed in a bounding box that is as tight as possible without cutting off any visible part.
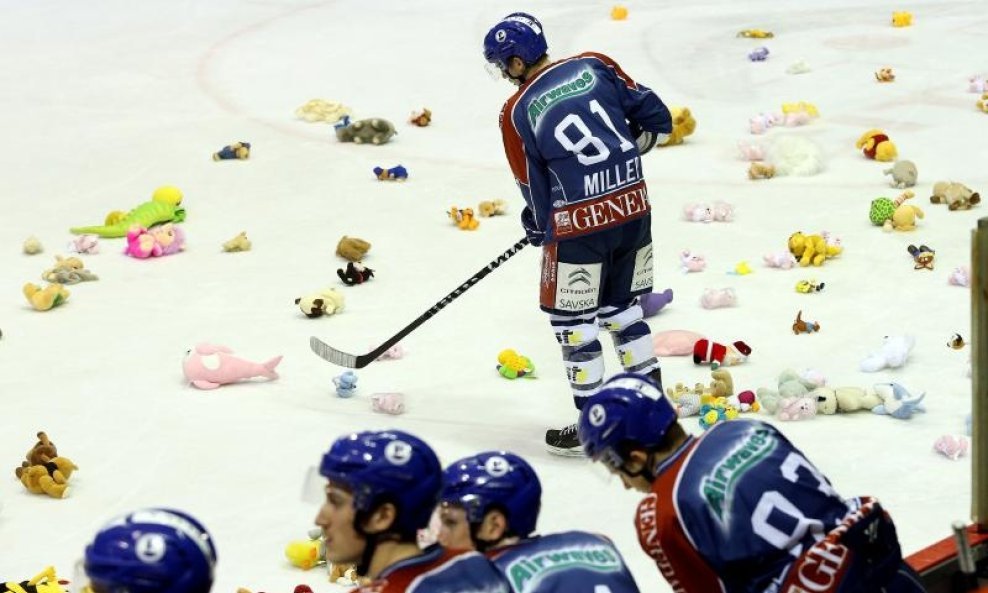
[616,422,687,461]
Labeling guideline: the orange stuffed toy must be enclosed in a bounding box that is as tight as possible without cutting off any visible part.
[855,129,898,162]
[448,207,479,230]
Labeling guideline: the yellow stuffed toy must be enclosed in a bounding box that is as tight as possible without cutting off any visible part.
[977,93,988,113]
[23,283,70,311]
[19,457,78,499]
[448,207,479,230]
[788,232,832,267]
[891,11,912,27]
[2,566,67,593]
[658,107,696,147]
[478,199,508,217]
[856,129,898,162]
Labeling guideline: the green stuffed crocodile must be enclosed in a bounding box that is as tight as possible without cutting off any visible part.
[70,186,185,238]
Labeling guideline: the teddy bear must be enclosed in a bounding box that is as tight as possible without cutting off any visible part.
[860,335,915,372]
[334,116,396,145]
[295,288,346,318]
[41,255,98,284]
[294,99,351,123]
[448,207,479,230]
[711,201,734,221]
[756,368,820,414]
[680,250,707,273]
[748,162,776,180]
[478,199,508,217]
[883,160,917,188]
[776,396,818,421]
[874,67,895,82]
[812,386,883,415]
[16,432,78,499]
[930,181,981,211]
[856,129,897,162]
[763,250,797,269]
[336,236,371,262]
[788,232,834,266]
[658,106,696,146]
[683,203,713,222]
[222,231,252,252]
[337,261,374,286]
[408,108,432,127]
[23,282,70,311]
[212,141,251,161]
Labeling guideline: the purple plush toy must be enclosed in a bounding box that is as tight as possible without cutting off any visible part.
[150,223,186,256]
[641,288,673,318]
[748,46,770,61]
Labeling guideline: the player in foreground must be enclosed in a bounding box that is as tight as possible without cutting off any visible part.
[577,373,928,592]
[483,12,672,456]
[438,450,642,592]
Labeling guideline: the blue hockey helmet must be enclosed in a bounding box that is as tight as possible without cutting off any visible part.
[440,451,542,538]
[319,429,441,537]
[83,508,217,593]
[483,12,548,70]
[578,373,678,468]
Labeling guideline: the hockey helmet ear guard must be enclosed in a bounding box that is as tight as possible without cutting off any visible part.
[578,372,677,467]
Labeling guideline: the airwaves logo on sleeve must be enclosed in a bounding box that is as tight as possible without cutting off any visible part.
[700,427,777,528]
[505,544,621,592]
[527,70,597,129]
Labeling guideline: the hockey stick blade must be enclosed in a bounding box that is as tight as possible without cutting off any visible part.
[310,237,529,369]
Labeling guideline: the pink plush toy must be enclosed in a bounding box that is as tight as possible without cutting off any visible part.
[149,223,186,256]
[933,435,969,460]
[683,203,713,223]
[68,234,100,255]
[700,287,737,309]
[777,396,817,421]
[371,392,405,415]
[949,266,970,287]
[763,251,797,269]
[969,76,988,93]
[820,230,842,250]
[749,113,780,135]
[782,111,812,127]
[375,344,405,361]
[182,343,282,389]
[680,250,707,273]
[124,225,162,259]
[737,141,766,161]
[653,330,705,356]
[711,201,735,222]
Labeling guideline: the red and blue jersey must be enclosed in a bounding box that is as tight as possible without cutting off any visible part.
[350,545,509,593]
[635,420,860,593]
[487,531,641,593]
[498,52,671,243]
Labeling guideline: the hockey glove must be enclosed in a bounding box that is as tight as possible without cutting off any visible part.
[520,207,547,247]
[629,122,665,156]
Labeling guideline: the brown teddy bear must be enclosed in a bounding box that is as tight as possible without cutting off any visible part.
[15,432,57,479]
[336,236,371,262]
[16,432,78,499]
[748,162,776,180]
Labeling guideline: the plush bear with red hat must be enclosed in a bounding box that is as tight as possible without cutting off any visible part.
[693,338,752,369]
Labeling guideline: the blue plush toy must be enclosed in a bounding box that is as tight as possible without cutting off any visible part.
[373,165,408,181]
[748,46,770,61]
[213,141,251,160]
[333,371,358,398]
[872,382,926,419]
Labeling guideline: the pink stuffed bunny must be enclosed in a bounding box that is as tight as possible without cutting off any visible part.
[375,344,405,361]
[763,250,797,269]
[683,203,713,223]
[124,225,162,259]
[777,396,817,421]
[737,141,766,161]
[933,435,969,460]
[680,250,707,273]
[371,392,406,415]
[700,287,737,309]
[949,266,970,287]
[69,234,100,255]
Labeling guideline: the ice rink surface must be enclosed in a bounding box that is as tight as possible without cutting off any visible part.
[1,0,985,590]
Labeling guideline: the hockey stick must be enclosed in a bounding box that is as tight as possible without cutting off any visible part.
[310,237,530,368]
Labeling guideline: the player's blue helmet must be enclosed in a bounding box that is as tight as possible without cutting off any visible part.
[483,12,548,70]
[578,373,678,468]
[320,429,442,537]
[440,451,542,538]
[84,508,217,593]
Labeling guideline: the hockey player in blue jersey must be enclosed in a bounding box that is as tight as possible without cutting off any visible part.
[483,13,673,456]
[315,429,510,593]
[576,373,928,593]
[78,507,218,593]
[438,450,643,593]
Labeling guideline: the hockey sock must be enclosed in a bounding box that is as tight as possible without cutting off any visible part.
[550,313,605,410]
[599,303,660,375]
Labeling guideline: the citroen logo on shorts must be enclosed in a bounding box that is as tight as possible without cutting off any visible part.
[385,440,412,466]
[568,268,592,287]
[485,455,509,477]
[588,404,607,427]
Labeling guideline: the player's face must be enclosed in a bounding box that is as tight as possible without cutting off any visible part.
[437,504,474,550]
[315,483,365,564]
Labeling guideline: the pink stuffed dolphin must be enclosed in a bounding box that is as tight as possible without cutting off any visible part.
[182,343,282,389]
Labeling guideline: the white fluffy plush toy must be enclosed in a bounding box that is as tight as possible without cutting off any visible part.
[766,135,824,177]
[295,288,346,318]
[860,335,916,372]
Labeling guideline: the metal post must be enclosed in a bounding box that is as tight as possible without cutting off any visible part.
[973,216,988,529]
